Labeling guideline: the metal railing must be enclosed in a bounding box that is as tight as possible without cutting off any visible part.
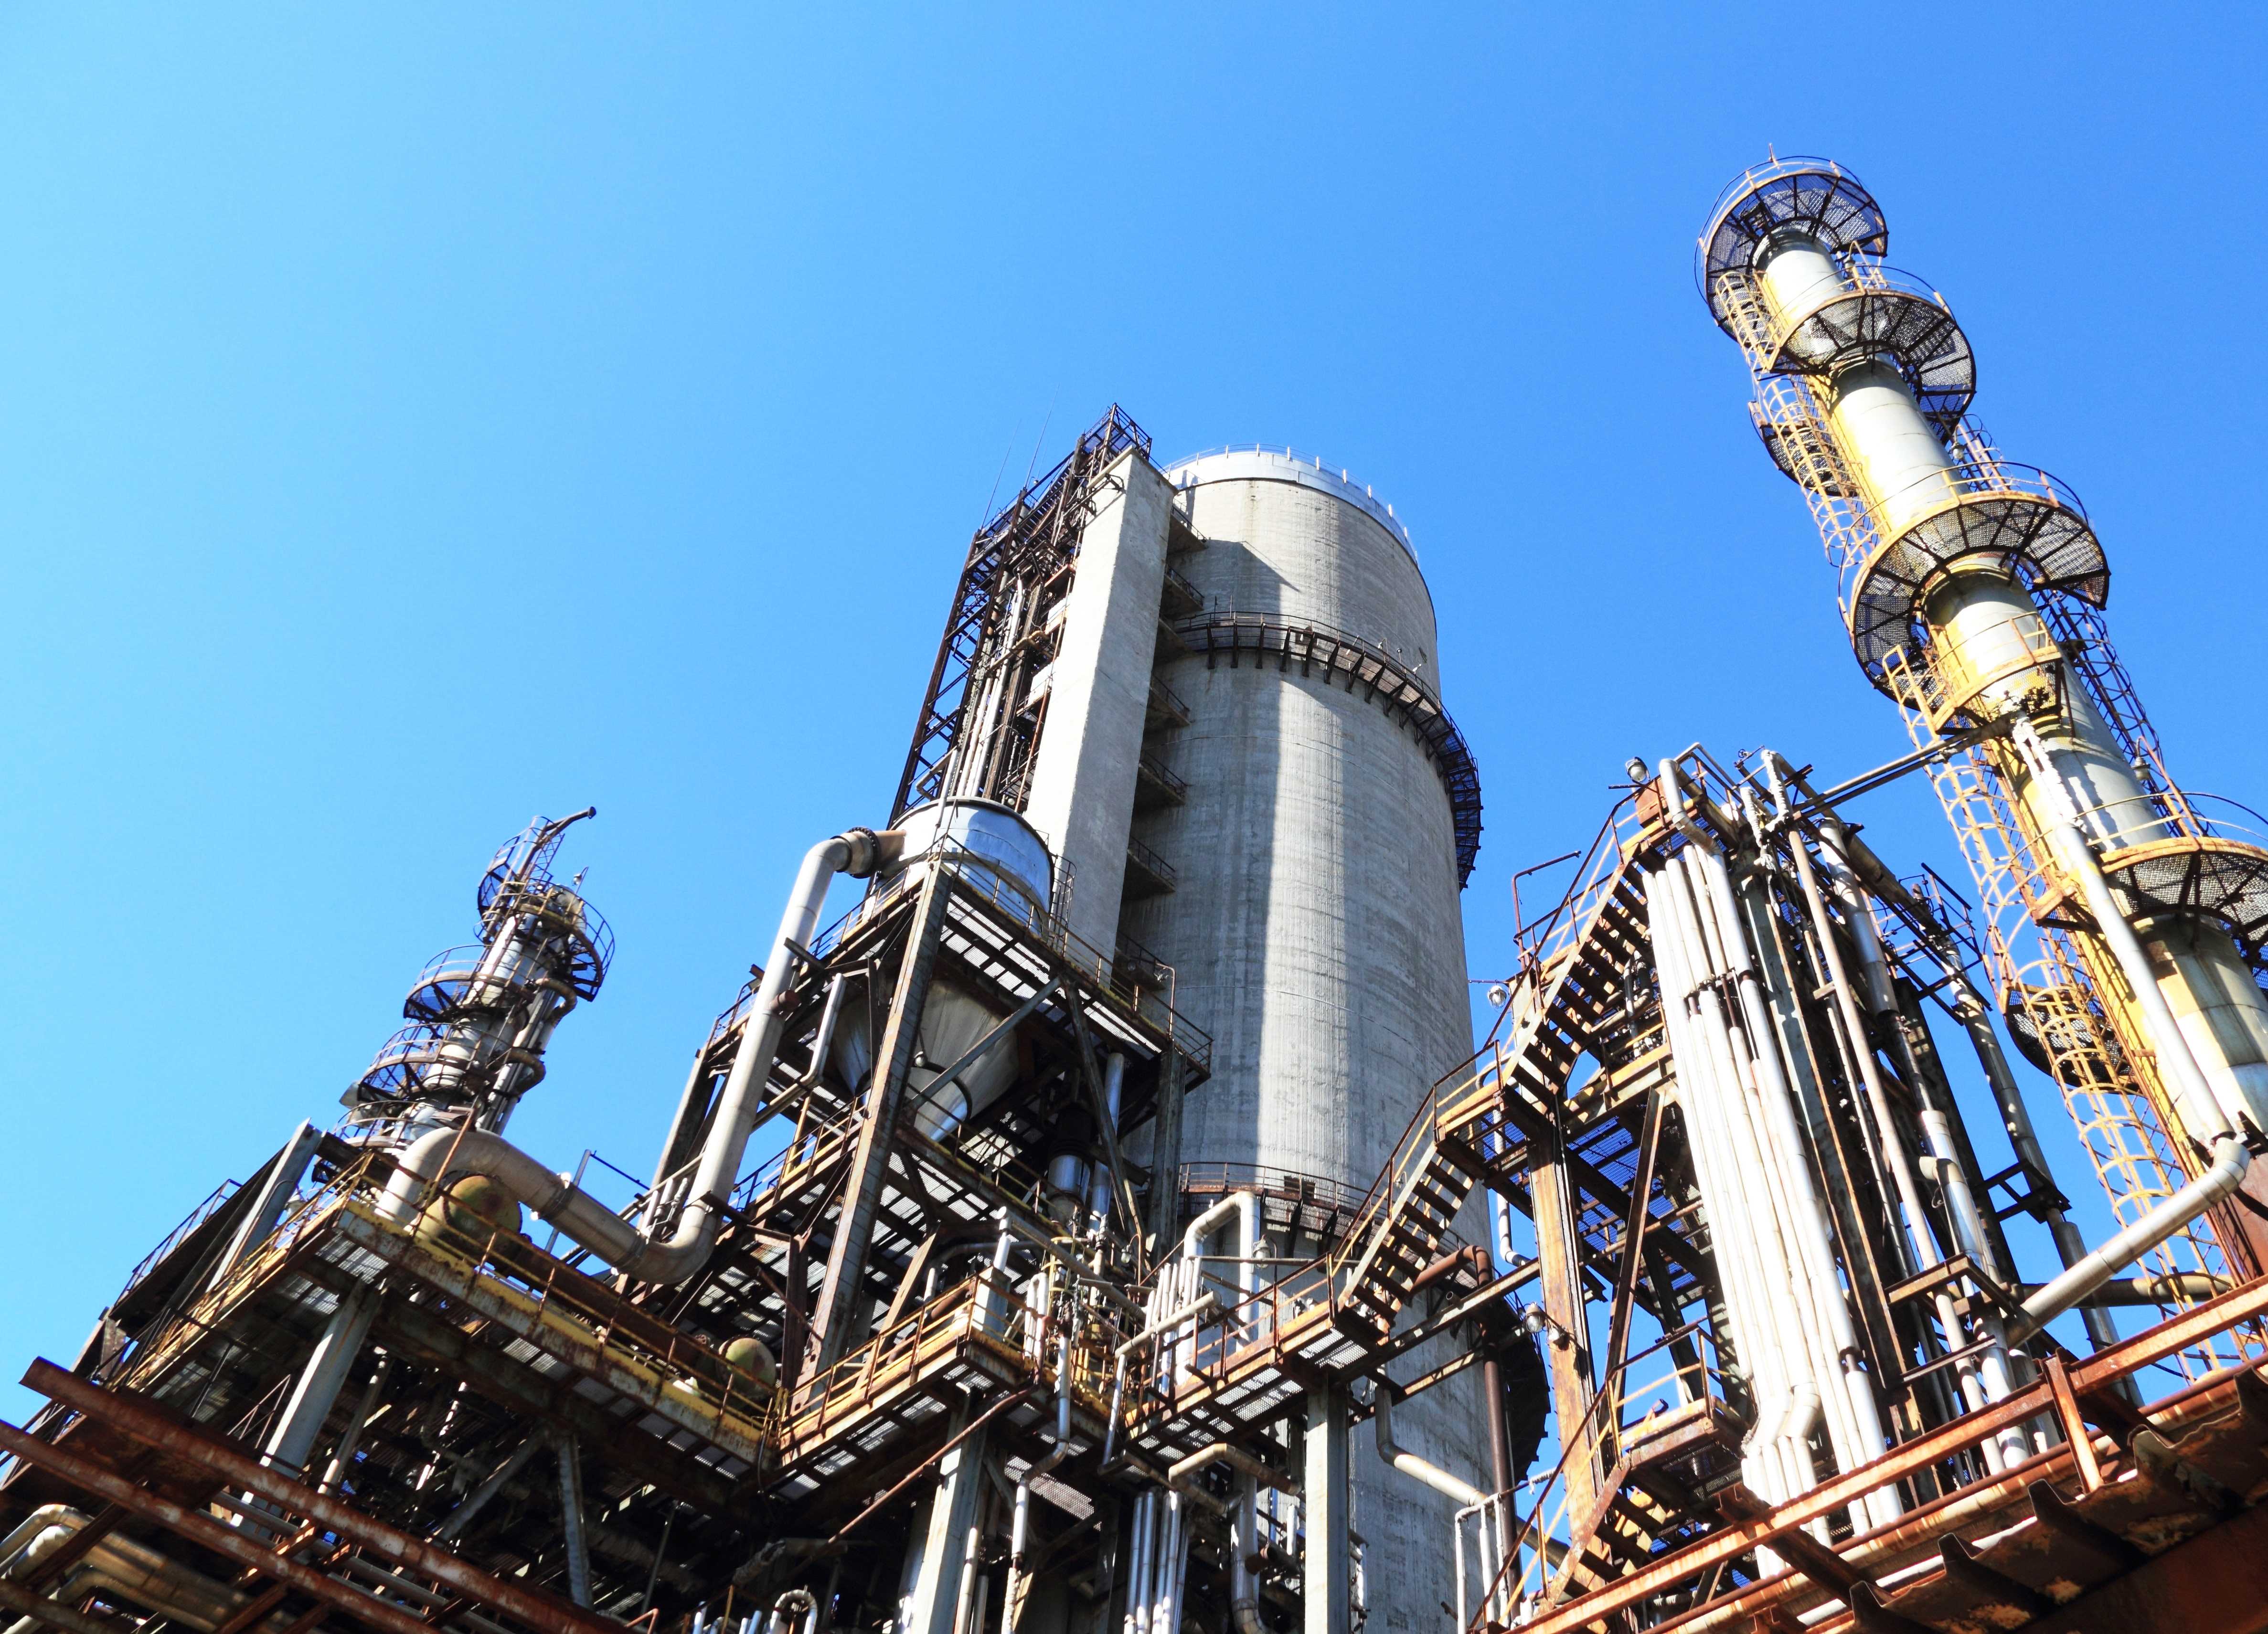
[1483,1275,2268,1634]
[1124,833,1177,890]
[117,1178,241,1304]
[1485,1321,1739,1616]
[801,844,1210,1071]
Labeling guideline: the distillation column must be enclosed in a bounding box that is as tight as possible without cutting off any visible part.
[1699,159,2268,1288]
[1121,449,1488,1628]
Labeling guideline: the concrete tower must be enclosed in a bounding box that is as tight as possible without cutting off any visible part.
[1125,449,1488,1633]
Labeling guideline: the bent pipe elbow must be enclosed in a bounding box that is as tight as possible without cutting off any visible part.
[378,826,897,1287]
[1373,1384,1486,1509]
[2012,1135,2251,1343]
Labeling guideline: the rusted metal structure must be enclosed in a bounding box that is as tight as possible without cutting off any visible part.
[0,406,1544,1634]
[1426,737,2268,1633]
[1700,156,2268,1329]
[1411,154,2268,1634]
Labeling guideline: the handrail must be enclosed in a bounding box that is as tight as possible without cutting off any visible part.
[778,844,1212,1071]
[1477,1320,1738,1613]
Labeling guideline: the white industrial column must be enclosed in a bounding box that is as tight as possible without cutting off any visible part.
[1020,448,1175,959]
[1746,226,2268,1148]
[1303,1385,1352,1634]
[1704,157,2268,1236]
[901,1423,991,1634]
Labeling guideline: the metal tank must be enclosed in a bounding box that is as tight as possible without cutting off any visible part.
[1122,447,1488,1632]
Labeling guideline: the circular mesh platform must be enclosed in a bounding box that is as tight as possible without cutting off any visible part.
[1700,158,1888,330]
[1848,473,2110,681]
[1768,270,1976,427]
[2106,837,2268,950]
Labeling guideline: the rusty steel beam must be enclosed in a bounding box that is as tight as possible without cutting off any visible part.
[2025,1490,2268,1634]
[0,1579,136,1634]
[1503,1274,2268,1634]
[21,1360,618,1634]
[350,1286,744,1517]
[0,1418,440,1634]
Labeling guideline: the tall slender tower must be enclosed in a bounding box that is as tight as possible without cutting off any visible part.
[1699,158,2268,1341]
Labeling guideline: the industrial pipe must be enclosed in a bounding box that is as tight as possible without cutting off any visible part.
[1001,1330,1074,1632]
[1804,803,2127,1357]
[1685,841,1893,1504]
[1227,1476,1263,1634]
[1765,753,2027,1468]
[1373,1384,1495,1618]
[1371,1383,1483,1504]
[1648,848,1814,1513]
[764,1591,817,1634]
[1100,1291,1218,1467]
[2013,1135,2250,1341]
[378,827,902,1284]
[0,1507,247,1634]
[2009,717,2234,1144]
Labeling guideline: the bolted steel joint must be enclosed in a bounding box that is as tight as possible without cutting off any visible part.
[838,826,906,880]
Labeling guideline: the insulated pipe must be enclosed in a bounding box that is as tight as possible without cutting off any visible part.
[2014,1135,2250,1341]
[1818,821,2013,1288]
[1681,844,1898,1525]
[1646,873,1786,1508]
[1001,1331,1074,1629]
[1690,842,1894,1495]
[1768,769,1958,1269]
[1765,760,1943,1274]
[1674,850,1835,1515]
[1679,844,1853,1456]
[1649,854,1805,1507]
[1122,1491,1153,1634]
[765,1591,818,1634]
[379,827,901,1284]
[1101,1291,1219,1467]
[1181,1193,1260,1305]
[1227,1476,1263,1634]
[0,1509,248,1633]
[1171,1193,1257,1385]
[1766,757,2023,1460]
[2010,717,2234,1145]
[1950,987,2124,1353]
[1370,1387,1482,1505]
[1372,1386,1492,1609]
[1798,805,2130,1361]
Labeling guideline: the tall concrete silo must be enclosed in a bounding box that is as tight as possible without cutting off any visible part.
[1124,448,1488,1634]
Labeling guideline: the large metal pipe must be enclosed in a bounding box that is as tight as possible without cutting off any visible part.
[1000,1330,1073,1632]
[1805,806,2129,1357]
[1682,837,1898,1520]
[1371,1385,1493,1615]
[1764,754,2027,1466]
[2014,1135,2250,1342]
[2010,717,2234,1144]
[1,1508,248,1634]
[1646,867,1793,1511]
[378,827,900,1284]
[1650,823,1844,1516]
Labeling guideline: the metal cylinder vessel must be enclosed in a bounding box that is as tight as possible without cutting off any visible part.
[1123,448,1487,1628]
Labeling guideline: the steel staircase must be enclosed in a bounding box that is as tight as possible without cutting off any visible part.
[1330,854,1648,1344]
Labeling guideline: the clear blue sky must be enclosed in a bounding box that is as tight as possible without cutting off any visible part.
[5,6,2265,1424]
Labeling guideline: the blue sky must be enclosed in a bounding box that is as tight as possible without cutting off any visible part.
[4,5,2265,1424]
